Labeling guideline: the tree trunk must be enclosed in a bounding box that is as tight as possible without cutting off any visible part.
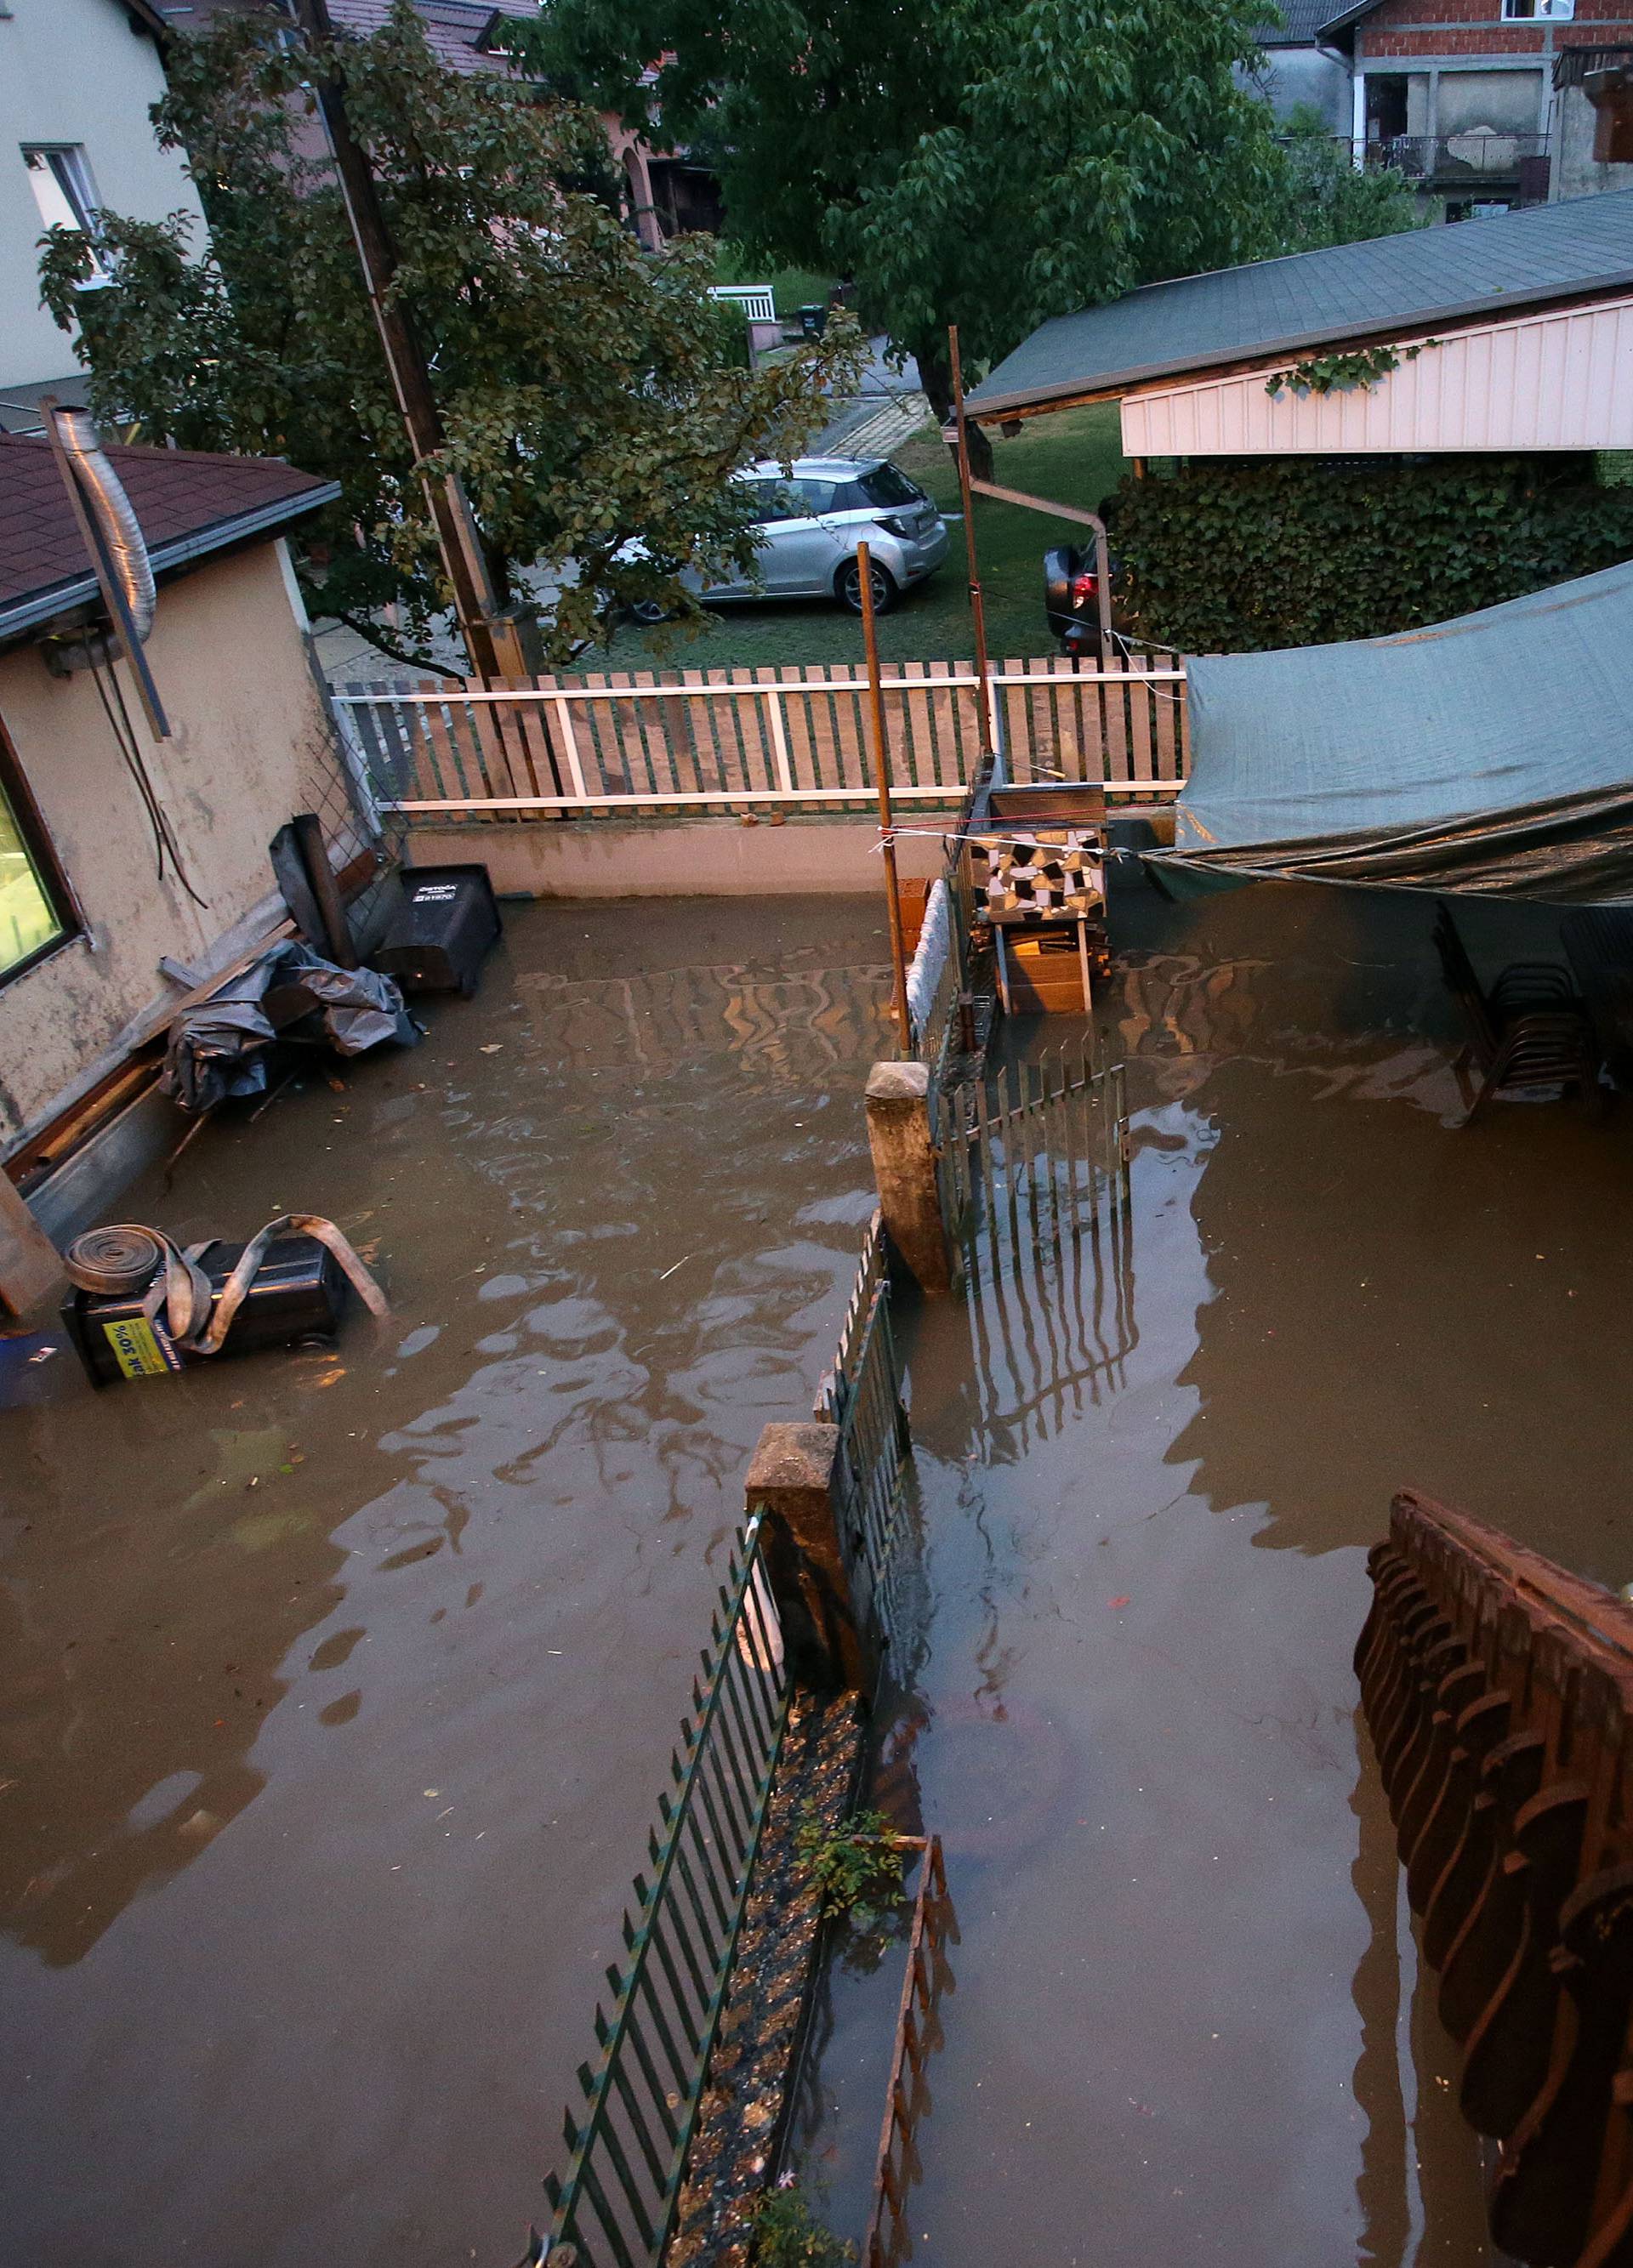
[917,334,994,484]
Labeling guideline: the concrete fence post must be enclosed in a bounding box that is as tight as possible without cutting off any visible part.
[864,1060,952,1295]
[746,1420,873,1697]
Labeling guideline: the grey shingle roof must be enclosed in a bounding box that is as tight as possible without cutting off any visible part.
[966,189,1633,418]
[1256,0,1344,48]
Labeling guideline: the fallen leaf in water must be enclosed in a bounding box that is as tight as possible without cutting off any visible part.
[479,1043,503,1054]
[1108,1595,1130,1609]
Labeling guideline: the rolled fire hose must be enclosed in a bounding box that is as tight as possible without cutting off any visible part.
[65,1216,389,1356]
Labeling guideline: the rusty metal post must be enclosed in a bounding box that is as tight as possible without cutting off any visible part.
[865,1060,952,1295]
[746,1421,873,1695]
[856,540,913,1053]
[947,326,994,762]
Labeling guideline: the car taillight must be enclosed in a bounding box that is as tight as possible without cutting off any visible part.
[877,514,914,538]
[1071,571,1097,602]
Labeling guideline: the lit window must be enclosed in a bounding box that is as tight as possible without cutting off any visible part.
[0,770,71,984]
[22,145,109,279]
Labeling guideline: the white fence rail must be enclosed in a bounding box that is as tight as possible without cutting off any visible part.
[335,657,1187,821]
[708,284,777,323]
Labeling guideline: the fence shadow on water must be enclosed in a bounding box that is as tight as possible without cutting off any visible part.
[934,1037,1135,1454]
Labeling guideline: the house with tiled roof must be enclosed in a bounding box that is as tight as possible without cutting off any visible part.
[0,425,367,1214]
[165,0,724,243]
[1,0,209,433]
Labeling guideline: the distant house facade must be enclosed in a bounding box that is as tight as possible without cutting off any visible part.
[163,0,725,248]
[0,433,356,1189]
[0,0,208,433]
[1251,0,1355,134]
[1319,0,1633,212]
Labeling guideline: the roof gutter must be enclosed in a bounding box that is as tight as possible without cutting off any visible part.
[964,268,1633,420]
[0,480,342,646]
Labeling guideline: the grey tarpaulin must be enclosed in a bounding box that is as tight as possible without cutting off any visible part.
[1147,561,1633,903]
[161,941,417,1113]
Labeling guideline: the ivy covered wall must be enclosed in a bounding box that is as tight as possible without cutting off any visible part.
[1108,458,1633,654]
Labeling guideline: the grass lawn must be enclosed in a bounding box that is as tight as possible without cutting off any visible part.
[570,401,1130,675]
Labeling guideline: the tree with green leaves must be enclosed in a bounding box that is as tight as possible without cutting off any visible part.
[37,3,858,672]
[505,0,1291,467]
[1273,105,1428,252]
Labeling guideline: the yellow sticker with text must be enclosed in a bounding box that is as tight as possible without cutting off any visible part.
[103,1315,174,1379]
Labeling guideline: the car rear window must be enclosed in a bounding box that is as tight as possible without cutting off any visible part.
[855,464,923,508]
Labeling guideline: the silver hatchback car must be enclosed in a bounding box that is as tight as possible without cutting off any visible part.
[635,455,949,620]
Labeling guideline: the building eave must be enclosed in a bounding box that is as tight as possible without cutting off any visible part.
[0,480,342,649]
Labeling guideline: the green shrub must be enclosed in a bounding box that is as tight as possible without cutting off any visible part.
[794,1807,906,1928]
[1109,456,1633,653]
[751,2183,856,2267]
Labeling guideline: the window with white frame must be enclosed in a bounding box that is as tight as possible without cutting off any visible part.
[22,145,109,277]
[1501,0,1575,19]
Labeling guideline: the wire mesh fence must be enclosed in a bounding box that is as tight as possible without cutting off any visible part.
[532,1517,790,2268]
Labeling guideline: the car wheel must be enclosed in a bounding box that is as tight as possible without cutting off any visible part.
[629,599,672,627]
[837,557,900,616]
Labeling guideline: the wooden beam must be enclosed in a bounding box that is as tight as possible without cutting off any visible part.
[0,1174,61,1318]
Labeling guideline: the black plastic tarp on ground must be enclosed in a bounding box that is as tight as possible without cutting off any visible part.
[1147,562,1633,903]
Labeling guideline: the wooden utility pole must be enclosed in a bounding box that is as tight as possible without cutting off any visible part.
[856,540,913,1051]
[288,0,514,681]
[947,325,994,761]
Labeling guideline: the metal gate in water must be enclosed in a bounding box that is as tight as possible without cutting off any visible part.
[816,1215,912,1673]
[934,1040,1136,1447]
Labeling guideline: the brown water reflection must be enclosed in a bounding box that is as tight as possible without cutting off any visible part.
[798,880,1633,2265]
[0,899,892,2268]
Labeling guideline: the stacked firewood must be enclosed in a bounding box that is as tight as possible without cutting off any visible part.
[1359,1490,1633,2267]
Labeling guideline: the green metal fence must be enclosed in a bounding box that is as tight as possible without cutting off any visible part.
[532,1515,789,2268]
[816,1219,912,1668]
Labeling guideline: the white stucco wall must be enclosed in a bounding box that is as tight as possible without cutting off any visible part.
[0,0,208,391]
[0,541,344,1149]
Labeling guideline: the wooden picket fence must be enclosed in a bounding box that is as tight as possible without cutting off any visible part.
[333,656,1187,819]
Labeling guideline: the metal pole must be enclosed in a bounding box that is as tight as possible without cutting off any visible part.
[947,325,993,761]
[857,540,913,1053]
[287,0,505,681]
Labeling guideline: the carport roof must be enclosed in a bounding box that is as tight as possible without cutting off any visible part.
[964,189,1633,418]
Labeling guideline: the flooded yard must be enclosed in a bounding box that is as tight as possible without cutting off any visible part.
[0,897,894,2268]
[794,878,1633,2266]
[8,870,1633,2268]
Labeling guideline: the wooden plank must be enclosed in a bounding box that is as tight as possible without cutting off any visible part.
[0,1174,61,1316]
[418,678,467,803]
[1126,656,1155,786]
[1101,655,1131,789]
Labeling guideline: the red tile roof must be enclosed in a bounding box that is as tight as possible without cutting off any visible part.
[0,435,338,639]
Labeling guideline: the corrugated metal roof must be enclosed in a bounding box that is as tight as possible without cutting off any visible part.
[1257,0,1343,48]
[966,190,1633,417]
[0,435,338,641]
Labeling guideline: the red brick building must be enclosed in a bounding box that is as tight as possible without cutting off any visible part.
[1321,0,1633,207]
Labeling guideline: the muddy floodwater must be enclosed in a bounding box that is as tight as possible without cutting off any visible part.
[0,898,893,2268]
[794,877,1633,2267]
[8,876,1633,2268]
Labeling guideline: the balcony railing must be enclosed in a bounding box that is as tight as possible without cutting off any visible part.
[1361,130,1550,182]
